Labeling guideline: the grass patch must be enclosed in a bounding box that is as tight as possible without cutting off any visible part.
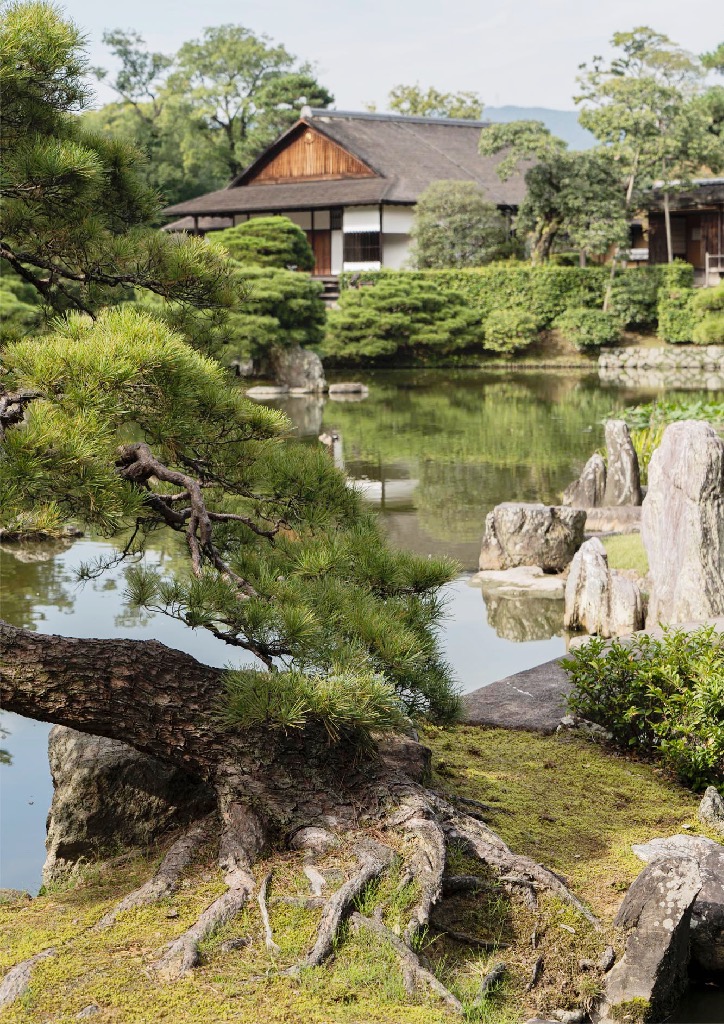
[2,727,718,1023]
[602,533,648,577]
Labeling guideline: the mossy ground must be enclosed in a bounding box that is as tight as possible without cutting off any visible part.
[2,727,717,1024]
[601,533,649,578]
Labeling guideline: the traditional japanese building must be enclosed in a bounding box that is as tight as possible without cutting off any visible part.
[162,108,527,276]
[645,178,724,284]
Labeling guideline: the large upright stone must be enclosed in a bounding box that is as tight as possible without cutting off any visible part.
[603,420,642,507]
[267,344,326,392]
[642,421,724,625]
[564,537,644,637]
[563,453,607,508]
[43,727,214,884]
[632,834,724,974]
[598,857,701,1023]
[479,503,586,573]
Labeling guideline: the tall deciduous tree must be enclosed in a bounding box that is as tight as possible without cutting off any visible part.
[410,180,511,268]
[479,122,628,263]
[163,25,333,180]
[383,83,483,119]
[576,27,721,288]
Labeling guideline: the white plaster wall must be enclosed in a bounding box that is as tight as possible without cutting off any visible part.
[343,261,382,272]
[382,206,414,233]
[233,214,250,225]
[286,210,312,229]
[343,206,381,232]
[331,230,343,274]
[382,234,412,269]
[314,209,331,229]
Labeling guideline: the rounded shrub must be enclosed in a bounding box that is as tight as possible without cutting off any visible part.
[213,216,315,271]
[692,282,724,345]
[554,307,621,350]
[483,307,540,353]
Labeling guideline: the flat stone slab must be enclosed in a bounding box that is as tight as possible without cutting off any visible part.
[470,565,566,597]
[584,506,641,534]
[464,617,724,733]
[463,657,571,733]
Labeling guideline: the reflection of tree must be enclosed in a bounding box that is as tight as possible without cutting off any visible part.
[317,372,619,544]
[482,590,564,642]
[0,544,75,629]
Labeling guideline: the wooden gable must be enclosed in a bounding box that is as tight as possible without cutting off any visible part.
[245,126,376,185]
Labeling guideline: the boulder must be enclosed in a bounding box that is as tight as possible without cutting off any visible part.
[603,420,642,507]
[584,506,642,534]
[642,421,724,625]
[267,343,326,392]
[564,537,644,637]
[698,786,724,836]
[597,857,702,1023]
[482,591,564,643]
[246,385,289,399]
[43,726,214,884]
[327,381,369,396]
[479,503,586,573]
[563,453,607,508]
[632,834,724,973]
[472,565,566,597]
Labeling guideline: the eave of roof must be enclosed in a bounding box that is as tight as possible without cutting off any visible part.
[162,177,394,217]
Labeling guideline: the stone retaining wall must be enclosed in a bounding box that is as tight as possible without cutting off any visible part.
[598,345,724,389]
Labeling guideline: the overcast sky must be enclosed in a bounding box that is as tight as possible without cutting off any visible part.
[63,0,723,111]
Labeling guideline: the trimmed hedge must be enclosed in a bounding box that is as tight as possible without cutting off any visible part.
[656,261,701,343]
[329,264,667,362]
[555,308,622,351]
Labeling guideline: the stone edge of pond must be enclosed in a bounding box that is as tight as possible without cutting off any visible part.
[464,618,724,734]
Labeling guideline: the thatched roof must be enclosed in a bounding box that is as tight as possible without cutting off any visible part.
[162,111,527,221]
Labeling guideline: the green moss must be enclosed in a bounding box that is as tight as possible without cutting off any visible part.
[609,996,651,1022]
[601,534,649,577]
[2,727,717,1023]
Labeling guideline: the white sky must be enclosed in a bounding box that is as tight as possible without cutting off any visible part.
[62,0,724,111]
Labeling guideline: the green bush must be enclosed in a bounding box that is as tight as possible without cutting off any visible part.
[483,307,540,353]
[692,282,724,344]
[609,269,661,328]
[0,262,45,341]
[554,307,622,350]
[324,275,482,363]
[564,627,724,791]
[656,261,700,343]
[213,216,315,271]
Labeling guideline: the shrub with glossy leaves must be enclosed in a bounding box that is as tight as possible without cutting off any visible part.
[564,626,724,791]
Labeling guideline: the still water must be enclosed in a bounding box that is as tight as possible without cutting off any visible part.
[0,369,722,1016]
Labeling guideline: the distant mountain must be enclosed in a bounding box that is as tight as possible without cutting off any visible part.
[484,106,596,151]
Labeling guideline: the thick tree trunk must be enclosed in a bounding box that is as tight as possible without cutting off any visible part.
[0,619,595,1007]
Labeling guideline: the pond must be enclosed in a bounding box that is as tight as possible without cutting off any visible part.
[1,368,723,1017]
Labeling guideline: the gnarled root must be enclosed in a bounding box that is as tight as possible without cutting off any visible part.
[151,802,263,982]
[350,913,464,1014]
[95,816,213,931]
[390,798,447,945]
[299,839,394,969]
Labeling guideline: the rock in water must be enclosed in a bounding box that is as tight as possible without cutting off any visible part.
[563,453,606,508]
[598,857,702,1023]
[642,421,724,624]
[563,537,643,637]
[603,420,642,507]
[479,503,585,572]
[698,786,724,836]
[632,834,724,973]
[43,727,214,884]
[267,344,326,392]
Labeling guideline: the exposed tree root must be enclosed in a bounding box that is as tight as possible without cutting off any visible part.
[95,817,213,931]
[393,801,447,945]
[299,840,395,969]
[150,812,261,982]
[429,919,508,951]
[350,912,464,1014]
[257,873,280,954]
[442,874,497,896]
[470,961,506,1009]
[0,948,55,1010]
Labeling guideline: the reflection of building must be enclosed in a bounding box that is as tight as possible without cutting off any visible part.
[644,179,724,285]
[162,109,526,276]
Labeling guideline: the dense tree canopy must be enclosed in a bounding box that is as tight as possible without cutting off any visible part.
[382,83,483,119]
[410,180,512,269]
